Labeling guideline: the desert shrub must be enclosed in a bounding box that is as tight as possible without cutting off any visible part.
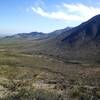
[68,87,80,99]
[3,88,35,100]
[3,88,61,100]
[32,89,60,100]
[79,93,91,100]
[68,86,100,100]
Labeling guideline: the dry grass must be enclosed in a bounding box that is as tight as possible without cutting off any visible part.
[0,49,100,99]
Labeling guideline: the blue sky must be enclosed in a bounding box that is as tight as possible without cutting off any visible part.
[0,0,100,35]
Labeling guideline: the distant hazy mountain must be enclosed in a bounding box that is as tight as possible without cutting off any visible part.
[3,32,45,40]
[1,27,71,41]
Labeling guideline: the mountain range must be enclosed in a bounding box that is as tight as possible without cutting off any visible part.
[28,14,100,63]
[0,15,100,63]
[3,32,45,40]
[2,27,72,40]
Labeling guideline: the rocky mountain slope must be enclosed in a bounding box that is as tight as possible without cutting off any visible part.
[34,15,100,63]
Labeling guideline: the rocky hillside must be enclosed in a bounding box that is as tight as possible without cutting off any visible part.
[34,15,100,63]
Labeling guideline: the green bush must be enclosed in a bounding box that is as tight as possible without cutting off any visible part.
[68,87,80,99]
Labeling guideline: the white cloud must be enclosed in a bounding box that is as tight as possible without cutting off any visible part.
[32,3,100,22]
[63,3,100,20]
[32,7,81,21]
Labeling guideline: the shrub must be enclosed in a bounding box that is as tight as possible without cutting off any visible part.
[3,88,61,100]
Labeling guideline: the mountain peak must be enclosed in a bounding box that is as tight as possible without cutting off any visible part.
[90,14,100,21]
[61,15,100,47]
[40,15,100,61]
[85,14,100,25]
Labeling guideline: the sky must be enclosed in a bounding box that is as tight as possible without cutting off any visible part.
[0,0,100,35]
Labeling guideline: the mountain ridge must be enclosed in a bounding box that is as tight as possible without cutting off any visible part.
[0,15,100,63]
[32,14,100,63]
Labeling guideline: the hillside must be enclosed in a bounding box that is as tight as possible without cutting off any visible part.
[29,15,100,63]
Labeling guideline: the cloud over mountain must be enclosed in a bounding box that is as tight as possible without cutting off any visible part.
[32,3,100,22]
